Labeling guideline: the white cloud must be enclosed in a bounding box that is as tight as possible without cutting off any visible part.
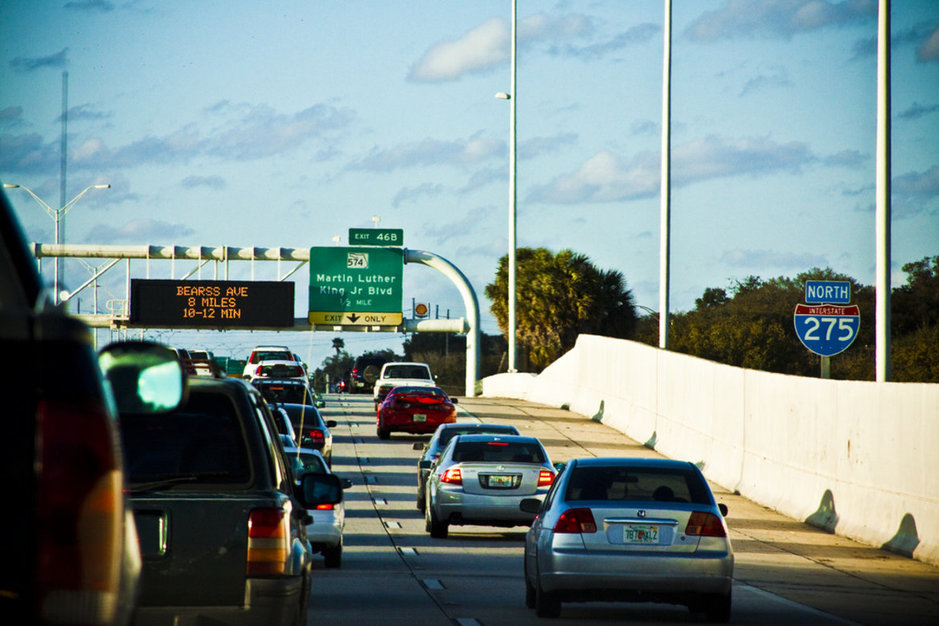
[529,135,817,205]
[348,134,503,172]
[408,18,507,82]
[83,218,195,244]
[918,24,939,62]
[685,0,875,43]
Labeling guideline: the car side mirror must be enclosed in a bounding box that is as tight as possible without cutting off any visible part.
[451,397,458,404]
[99,341,187,415]
[418,460,432,469]
[340,478,353,489]
[412,442,426,451]
[298,472,343,508]
[326,420,338,428]
[718,503,728,517]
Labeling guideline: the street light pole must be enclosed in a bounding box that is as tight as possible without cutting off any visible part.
[4,182,109,304]
[494,0,518,372]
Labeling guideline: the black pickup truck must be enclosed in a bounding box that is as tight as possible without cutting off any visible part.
[118,376,340,626]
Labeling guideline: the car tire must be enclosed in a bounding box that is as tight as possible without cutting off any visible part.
[416,488,425,512]
[323,544,342,569]
[425,494,448,538]
[704,591,731,623]
[534,582,561,618]
[377,423,390,440]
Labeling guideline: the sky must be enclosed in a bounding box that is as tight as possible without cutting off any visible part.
[2,0,938,371]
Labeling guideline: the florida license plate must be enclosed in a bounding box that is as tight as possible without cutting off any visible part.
[624,524,659,544]
[412,414,427,422]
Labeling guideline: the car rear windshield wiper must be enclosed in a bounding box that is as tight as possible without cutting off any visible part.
[128,473,230,494]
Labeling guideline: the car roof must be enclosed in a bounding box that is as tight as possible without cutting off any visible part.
[436,423,517,433]
[452,434,541,445]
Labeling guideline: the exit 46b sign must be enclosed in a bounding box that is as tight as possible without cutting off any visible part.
[793,304,860,357]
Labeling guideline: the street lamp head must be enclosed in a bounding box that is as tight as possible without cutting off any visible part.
[3,183,20,189]
[494,92,511,100]
[93,184,110,189]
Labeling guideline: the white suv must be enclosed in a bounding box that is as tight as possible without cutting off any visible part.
[242,345,296,379]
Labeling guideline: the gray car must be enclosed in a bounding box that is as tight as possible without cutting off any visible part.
[415,422,521,511]
[521,457,734,620]
[424,434,556,539]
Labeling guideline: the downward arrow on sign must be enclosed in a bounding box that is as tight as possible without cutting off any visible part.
[347,313,360,323]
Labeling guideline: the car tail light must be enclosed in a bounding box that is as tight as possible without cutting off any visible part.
[441,468,462,485]
[314,503,334,511]
[538,470,555,487]
[685,511,727,537]
[247,508,288,575]
[554,508,597,534]
[306,429,325,441]
[36,399,124,624]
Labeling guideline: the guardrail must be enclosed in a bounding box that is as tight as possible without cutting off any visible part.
[481,334,939,567]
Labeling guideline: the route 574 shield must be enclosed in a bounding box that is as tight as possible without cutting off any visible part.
[793,304,860,357]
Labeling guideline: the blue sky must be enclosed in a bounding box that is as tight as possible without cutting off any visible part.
[2,0,937,369]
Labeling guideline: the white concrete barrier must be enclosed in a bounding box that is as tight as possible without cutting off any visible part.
[480,334,939,567]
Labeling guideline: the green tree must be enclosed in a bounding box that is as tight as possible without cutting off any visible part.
[891,256,939,382]
[312,349,353,392]
[485,248,637,370]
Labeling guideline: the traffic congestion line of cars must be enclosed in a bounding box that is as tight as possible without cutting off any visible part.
[405,408,734,620]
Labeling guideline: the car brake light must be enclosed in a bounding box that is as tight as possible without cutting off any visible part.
[314,503,334,511]
[247,508,288,575]
[685,511,727,537]
[36,399,124,624]
[538,470,555,487]
[554,508,597,534]
[306,429,325,440]
[441,468,462,484]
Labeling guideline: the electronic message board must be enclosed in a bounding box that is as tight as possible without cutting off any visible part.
[130,279,294,328]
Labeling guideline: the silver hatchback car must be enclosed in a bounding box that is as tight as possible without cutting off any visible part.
[521,457,734,621]
[424,434,556,539]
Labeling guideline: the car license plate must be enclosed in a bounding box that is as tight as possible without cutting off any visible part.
[624,524,659,544]
[412,414,427,422]
[484,474,520,489]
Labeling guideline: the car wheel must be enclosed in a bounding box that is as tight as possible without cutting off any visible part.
[377,423,390,440]
[416,488,425,512]
[534,581,561,618]
[704,591,731,623]
[425,494,448,538]
[323,544,342,569]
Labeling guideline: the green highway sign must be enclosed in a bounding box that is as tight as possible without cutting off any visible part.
[309,246,403,325]
[348,228,404,246]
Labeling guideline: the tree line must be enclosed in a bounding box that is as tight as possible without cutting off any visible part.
[314,250,938,388]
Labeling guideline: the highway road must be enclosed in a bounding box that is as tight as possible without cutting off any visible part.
[307,393,939,625]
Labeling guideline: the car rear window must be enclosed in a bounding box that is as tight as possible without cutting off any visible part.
[251,350,291,363]
[257,383,310,405]
[120,392,250,484]
[438,426,517,447]
[452,441,546,464]
[384,365,431,379]
[565,466,711,504]
[258,363,305,378]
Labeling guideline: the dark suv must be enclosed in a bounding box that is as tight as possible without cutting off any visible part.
[119,377,340,625]
[347,354,389,394]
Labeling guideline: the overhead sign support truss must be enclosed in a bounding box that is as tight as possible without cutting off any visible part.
[30,242,480,396]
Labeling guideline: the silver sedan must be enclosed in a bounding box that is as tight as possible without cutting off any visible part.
[424,434,556,539]
[521,457,734,620]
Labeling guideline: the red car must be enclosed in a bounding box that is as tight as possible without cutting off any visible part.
[376,386,457,440]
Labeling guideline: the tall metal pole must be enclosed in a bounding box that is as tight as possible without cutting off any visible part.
[58,71,69,304]
[658,0,672,350]
[507,0,518,371]
[875,0,891,381]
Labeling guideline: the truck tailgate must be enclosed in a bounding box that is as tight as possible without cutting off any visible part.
[133,492,267,607]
